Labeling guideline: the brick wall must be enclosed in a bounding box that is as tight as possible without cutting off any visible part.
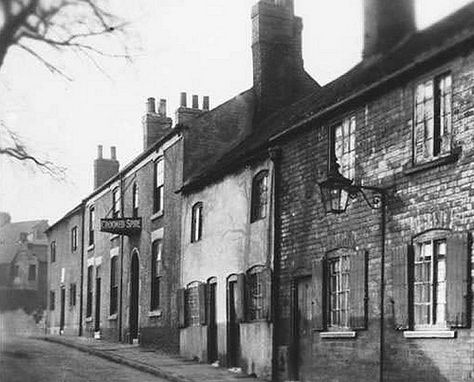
[275,49,474,382]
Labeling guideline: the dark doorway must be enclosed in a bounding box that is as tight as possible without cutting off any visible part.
[207,278,218,363]
[295,277,312,382]
[60,287,65,333]
[129,250,139,342]
[95,266,101,333]
[227,276,240,367]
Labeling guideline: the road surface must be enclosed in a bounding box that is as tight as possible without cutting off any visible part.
[0,336,168,382]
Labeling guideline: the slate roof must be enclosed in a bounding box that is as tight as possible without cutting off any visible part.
[181,1,474,193]
[0,220,48,264]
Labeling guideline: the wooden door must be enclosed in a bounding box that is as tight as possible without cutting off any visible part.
[129,252,139,341]
[94,273,101,332]
[296,277,313,382]
[207,280,218,363]
[227,278,240,367]
[60,287,65,332]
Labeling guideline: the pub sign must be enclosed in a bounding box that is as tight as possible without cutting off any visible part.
[100,217,142,236]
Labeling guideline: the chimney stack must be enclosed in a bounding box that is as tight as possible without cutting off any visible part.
[142,97,173,150]
[94,145,119,190]
[146,97,156,113]
[363,0,416,58]
[158,99,167,117]
[175,92,207,125]
[252,0,312,118]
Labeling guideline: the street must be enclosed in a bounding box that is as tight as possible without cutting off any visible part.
[0,336,168,382]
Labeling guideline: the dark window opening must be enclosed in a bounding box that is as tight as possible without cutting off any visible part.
[151,240,162,311]
[86,266,93,317]
[110,257,119,315]
[28,264,36,281]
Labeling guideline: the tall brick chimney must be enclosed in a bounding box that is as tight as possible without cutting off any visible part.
[93,145,119,189]
[143,97,173,150]
[252,0,312,118]
[363,0,416,58]
[175,92,209,125]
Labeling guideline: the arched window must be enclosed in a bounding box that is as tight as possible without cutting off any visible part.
[246,265,272,321]
[251,170,269,223]
[132,183,139,217]
[191,202,203,243]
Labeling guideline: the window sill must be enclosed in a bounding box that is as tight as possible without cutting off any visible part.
[151,210,164,221]
[85,317,93,323]
[148,309,162,318]
[403,330,455,339]
[87,244,95,252]
[320,331,357,339]
[403,148,460,176]
[108,314,118,321]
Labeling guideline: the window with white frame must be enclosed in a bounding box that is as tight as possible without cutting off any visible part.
[112,188,120,218]
[191,202,203,243]
[327,254,351,328]
[414,73,452,162]
[50,241,56,263]
[88,206,95,246]
[414,239,447,327]
[150,240,162,311]
[71,226,78,252]
[110,257,119,315]
[132,183,139,218]
[154,160,164,214]
[331,116,356,179]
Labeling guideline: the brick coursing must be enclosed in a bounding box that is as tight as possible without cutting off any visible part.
[275,50,474,381]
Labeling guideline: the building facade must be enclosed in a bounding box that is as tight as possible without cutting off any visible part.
[0,215,48,314]
[46,205,83,335]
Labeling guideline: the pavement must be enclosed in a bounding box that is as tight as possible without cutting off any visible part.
[41,335,259,382]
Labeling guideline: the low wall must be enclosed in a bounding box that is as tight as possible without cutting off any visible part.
[240,321,273,380]
[180,325,207,361]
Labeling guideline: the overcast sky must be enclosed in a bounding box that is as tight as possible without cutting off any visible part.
[0,0,471,224]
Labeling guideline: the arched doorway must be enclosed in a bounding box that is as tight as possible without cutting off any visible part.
[207,277,218,363]
[129,250,139,343]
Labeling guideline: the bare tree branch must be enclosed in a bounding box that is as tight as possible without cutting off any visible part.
[0,123,67,179]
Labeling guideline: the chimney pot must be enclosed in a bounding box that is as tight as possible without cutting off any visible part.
[203,96,210,111]
[180,92,187,107]
[97,145,103,159]
[146,97,156,113]
[110,146,116,160]
[192,95,199,109]
[159,99,167,117]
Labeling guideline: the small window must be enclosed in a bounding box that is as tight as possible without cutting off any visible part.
[154,160,164,214]
[86,266,93,317]
[132,183,139,218]
[69,283,77,307]
[28,264,36,281]
[110,257,119,314]
[50,291,55,310]
[112,188,120,218]
[50,241,56,263]
[330,116,356,179]
[151,240,163,311]
[71,226,78,252]
[251,171,269,223]
[327,254,351,328]
[191,202,203,243]
[246,266,271,321]
[414,73,452,162]
[89,206,95,246]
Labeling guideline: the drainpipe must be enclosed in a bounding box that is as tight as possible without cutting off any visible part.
[79,201,85,337]
[379,193,386,382]
[118,174,125,342]
[268,146,281,381]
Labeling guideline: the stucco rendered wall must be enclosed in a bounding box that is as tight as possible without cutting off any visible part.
[180,159,273,378]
